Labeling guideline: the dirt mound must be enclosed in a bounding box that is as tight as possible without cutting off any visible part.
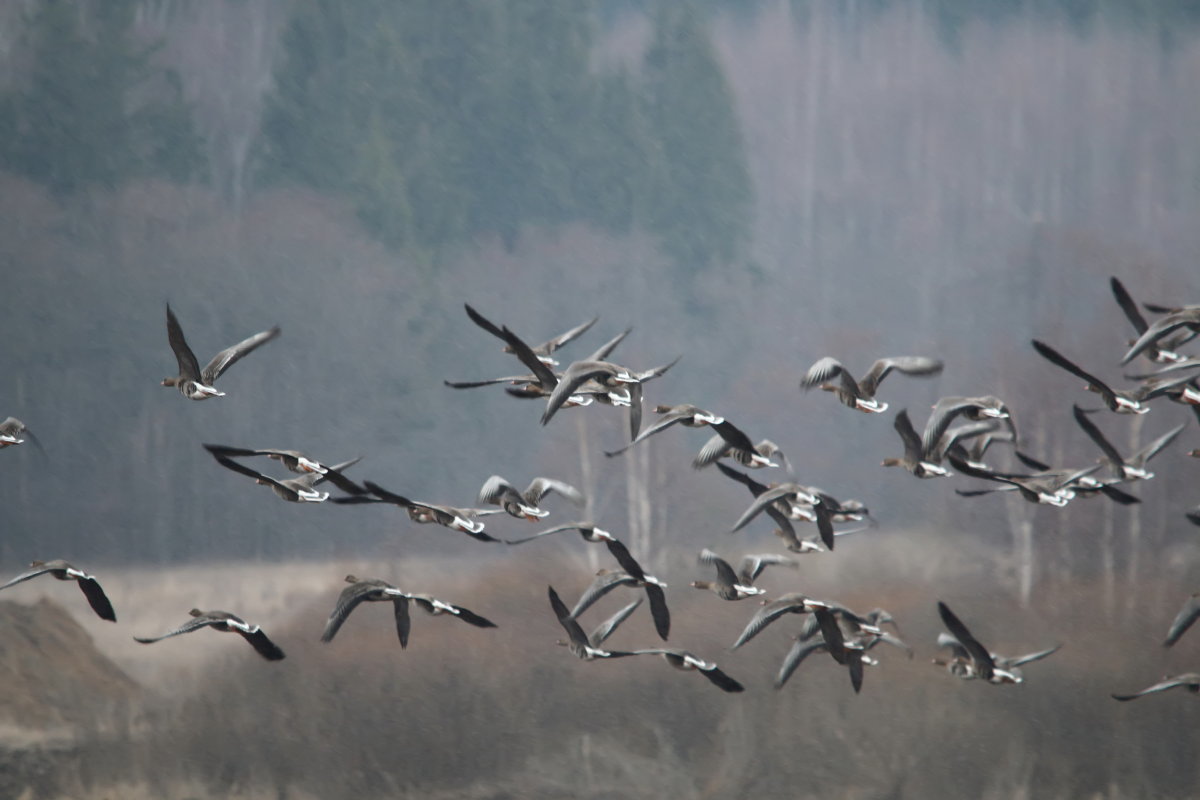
[0,598,139,734]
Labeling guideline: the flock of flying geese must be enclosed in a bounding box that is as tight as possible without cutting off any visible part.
[3,279,1200,700]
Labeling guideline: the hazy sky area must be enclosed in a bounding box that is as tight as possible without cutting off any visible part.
[0,1,1198,798]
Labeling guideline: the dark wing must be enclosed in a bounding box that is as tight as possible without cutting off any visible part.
[541,361,617,426]
[1072,405,1125,465]
[692,433,731,469]
[201,325,281,383]
[937,601,994,681]
[314,458,365,495]
[0,564,58,591]
[812,499,835,551]
[860,356,943,396]
[444,374,539,389]
[604,538,647,582]
[1164,594,1200,648]
[1004,644,1062,668]
[893,409,924,461]
[1121,309,1200,365]
[1014,450,1052,472]
[525,477,585,507]
[776,639,829,688]
[1111,277,1149,334]
[134,615,219,644]
[921,398,980,455]
[76,577,117,622]
[698,549,740,588]
[1134,423,1185,464]
[605,408,692,457]
[814,607,848,664]
[588,598,643,648]
[1093,483,1141,506]
[715,462,769,497]
[732,595,809,649]
[446,603,497,629]
[845,652,865,694]
[541,315,599,355]
[548,586,590,648]
[739,553,796,584]
[731,485,799,533]
[496,325,559,387]
[698,663,745,693]
[165,304,202,381]
[464,303,507,341]
[206,449,292,492]
[478,475,520,506]
[363,481,416,508]
[800,357,858,393]
[320,582,384,643]
[1112,674,1200,701]
[587,327,632,362]
[1032,340,1115,402]
[644,582,671,641]
[393,597,411,648]
[568,571,636,619]
[626,382,644,441]
[503,521,589,546]
[238,627,286,661]
[709,420,757,455]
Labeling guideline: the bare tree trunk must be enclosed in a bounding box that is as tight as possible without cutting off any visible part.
[1124,413,1145,614]
[1101,497,1116,614]
[626,442,653,566]
[576,413,600,573]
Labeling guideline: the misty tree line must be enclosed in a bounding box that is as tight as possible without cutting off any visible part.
[3,1,1198,269]
[0,0,752,273]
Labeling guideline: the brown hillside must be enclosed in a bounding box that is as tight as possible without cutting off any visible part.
[0,599,139,733]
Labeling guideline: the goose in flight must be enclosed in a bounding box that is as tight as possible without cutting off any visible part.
[321,576,495,647]
[463,303,597,367]
[604,404,725,457]
[1111,673,1200,702]
[882,409,951,478]
[134,609,285,660]
[1070,405,1183,481]
[200,443,335,475]
[334,481,505,542]
[949,453,1100,507]
[692,420,787,471]
[162,303,280,399]
[445,323,629,405]
[1110,278,1195,364]
[934,601,1058,685]
[477,475,585,520]
[1120,305,1200,366]
[540,355,681,439]
[920,396,1013,456]
[204,446,363,503]
[625,648,745,693]
[0,560,116,621]
[502,520,618,547]
[1007,450,1141,506]
[603,539,671,641]
[731,593,833,650]
[0,417,44,455]
[1033,339,1193,414]
[690,549,768,601]
[548,585,643,661]
[730,481,839,550]
[801,356,943,413]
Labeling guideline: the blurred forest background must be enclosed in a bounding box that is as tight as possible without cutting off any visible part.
[1,0,1199,798]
